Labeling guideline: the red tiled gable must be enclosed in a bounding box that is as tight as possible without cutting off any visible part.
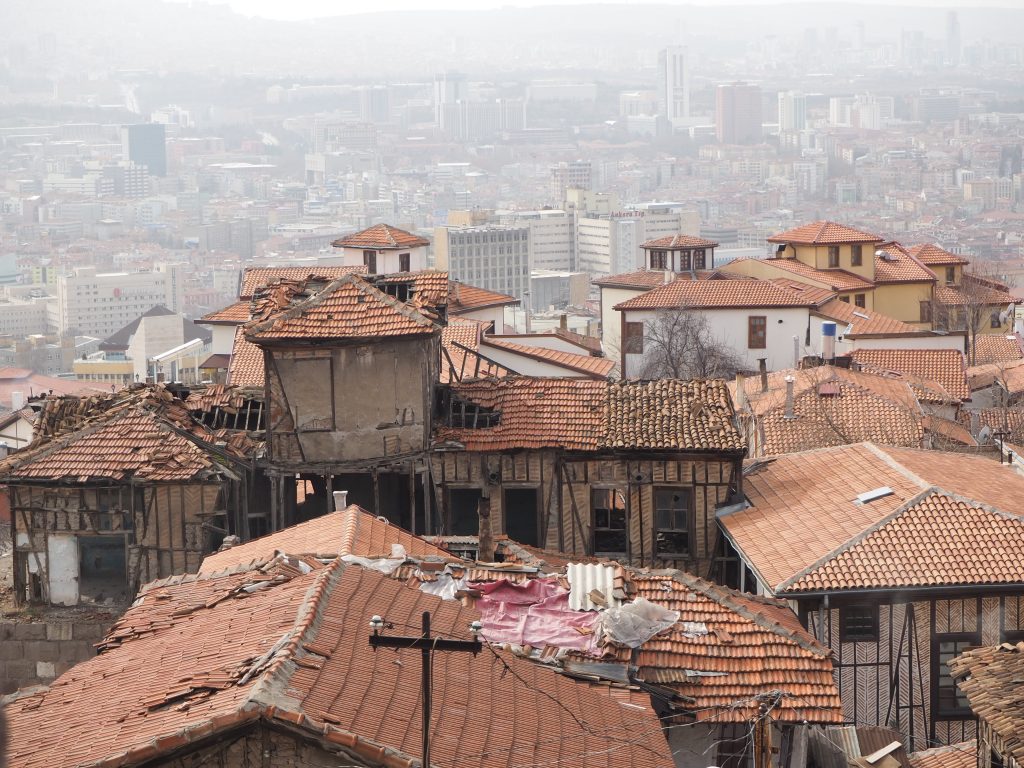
[935,275,1021,307]
[741,257,875,292]
[723,443,1024,594]
[641,234,719,249]
[874,242,939,283]
[628,571,842,723]
[200,505,453,574]
[435,378,744,453]
[949,645,1024,765]
[239,266,366,299]
[613,277,828,311]
[767,220,885,245]
[480,336,615,378]
[6,561,675,768]
[244,274,438,342]
[199,300,250,325]
[448,282,520,312]
[851,348,969,401]
[815,298,924,336]
[907,243,970,266]
[331,223,430,250]
[972,333,1024,366]
[227,325,264,387]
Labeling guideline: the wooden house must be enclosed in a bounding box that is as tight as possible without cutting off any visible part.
[717,443,1024,749]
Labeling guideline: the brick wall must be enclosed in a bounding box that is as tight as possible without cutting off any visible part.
[0,618,108,693]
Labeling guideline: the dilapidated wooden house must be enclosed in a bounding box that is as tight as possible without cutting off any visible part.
[718,442,1024,749]
[431,377,746,576]
[1,385,261,605]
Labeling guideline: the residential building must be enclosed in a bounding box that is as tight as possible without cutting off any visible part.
[550,160,592,202]
[656,46,691,127]
[331,223,430,275]
[716,83,763,145]
[950,644,1023,768]
[717,443,1024,749]
[777,90,807,133]
[56,264,185,338]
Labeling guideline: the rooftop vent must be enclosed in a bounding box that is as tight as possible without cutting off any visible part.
[856,486,894,504]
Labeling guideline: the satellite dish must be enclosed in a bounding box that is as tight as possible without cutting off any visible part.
[978,426,992,445]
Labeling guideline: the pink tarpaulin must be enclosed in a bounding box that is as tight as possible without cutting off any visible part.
[471,578,600,652]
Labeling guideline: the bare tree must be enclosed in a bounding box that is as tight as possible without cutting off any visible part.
[932,262,1017,366]
[638,309,745,379]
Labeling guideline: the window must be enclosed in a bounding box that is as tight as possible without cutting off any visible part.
[693,249,707,270]
[650,250,667,269]
[363,250,377,274]
[946,267,956,285]
[623,321,644,354]
[399,252,411,272]
[920,301,933,323]
[855,293,866,308]
[991,310,1003,329]
[748,316,767,349]
[828,246,840,268]
[654,488,691,556]
[679,250,691,271]
[840,605,878,642]
[851,244,863,266]
[592,489,627,556]
[840,295,850,303]
[934,633,979,718]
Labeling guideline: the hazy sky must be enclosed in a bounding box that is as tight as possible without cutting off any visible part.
[191,0,1001,22]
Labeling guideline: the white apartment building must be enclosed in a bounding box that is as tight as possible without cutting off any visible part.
[777,90,807,132]
[657,47,691,127]
[498,209,575,271]
[434,225,530,299]
[56,264,185,338]
[0,297,55,337]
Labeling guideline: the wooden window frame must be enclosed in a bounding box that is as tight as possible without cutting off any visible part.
[399,252,411,272]
[851,244,863,267]
[654,487,693,558]
[920,301,932,323]
[693,248,706,270]
[945,267,956,285]
[839,604,878,643]
[650,250,667,270]
[991,310,1003,329]
[591,488,627,557]
[827,246,840,268]
[623,321,644,354]
[932,631,980,720]
[748,315,767,349]
[363,250,377,274]
[855,293,866,308]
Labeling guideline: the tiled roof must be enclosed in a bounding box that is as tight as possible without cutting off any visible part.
[448,282,520,312]
[851,348,969,401]
[734,367,924,455]
[966,359,1024,394]
[593,269,683,290]
[767,221,885,245]
[949,643,1024,765]
[739,257,875,291]
[815,298,924,336]
[909,742,976,768]
[722,443,1024,594]
[6,560,675,768]
[480,336,615,378]
[907,243,970,266]
[613,277,827,311]
[874,242,939,283]
[227,325,264,387]
[935,274,1021,307]
[239,266,366,299]
[331,223,430,250]
[766,278,837,306]
[439,319,512,384]
[199,300,250,325]
[199,504,453,574]
[435,377,744,453]
[628,571,842,723]
[244,274,438,342]
[641,234,719,249]
[972,333,1024,365]
[373,269,450,313]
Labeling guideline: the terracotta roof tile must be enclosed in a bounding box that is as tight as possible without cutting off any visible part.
[239,266,366,299]
[480,337,614,378]
[439,319,512,384]
[767,221,885,245]
[448,282,520,312]
[814,298,924,336]
[227,325,264,387]
[641,234,719,249]
[909,742,976,768]
[723,443,1024,593]
[435,378,744,453]
[7,560,675,768]
[935,273,1021,307]
[244,274,438,342]
[199,301,250,325]
[949,644,1024,764]
[874,242,939,283]
[594,269,685,289]
[200,505,453,574]
[734,257,875,292]
[331,223,430,250]
[971,333,1024,365]
[907,243,970,266]
[627,571,842,723]
[614,278,828,311]
[851,348,969,401]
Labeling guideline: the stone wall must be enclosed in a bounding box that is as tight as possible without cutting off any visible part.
[0,617,109,693]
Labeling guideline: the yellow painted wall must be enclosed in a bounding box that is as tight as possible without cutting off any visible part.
[873,282,934,328]
[720,258,834,290]
[787,243,876,282]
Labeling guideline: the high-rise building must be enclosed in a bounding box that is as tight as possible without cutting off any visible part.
[716,83,763,144]
[433,72,467,132]
[777,90,807,132]
[56,264,184,338]
[946,11,961,66]
[121,124,167,177]
[550,160,592,203]
[656,47,690,127]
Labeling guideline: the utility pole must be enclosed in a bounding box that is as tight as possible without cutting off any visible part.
[369,611,482,768]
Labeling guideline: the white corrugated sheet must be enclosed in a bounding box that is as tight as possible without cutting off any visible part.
[567,562,620,611]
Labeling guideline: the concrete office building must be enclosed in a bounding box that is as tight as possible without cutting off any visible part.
[122,124,167,177]
[434,225,531,299]
[577,206,700,277]
[499,209,575,272]
[716,83,763,144]
[777,90,807,133]
[56,264,185,338]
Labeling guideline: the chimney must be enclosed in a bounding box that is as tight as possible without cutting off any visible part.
[477,496,494,562]
[663,269,673,284]
[332,490,349,511]
[559,313,568,331]
[10,391,24,411]
[821,321,837,362]
[734,373,748,411]
[784,375,796,419]
[793,335,800,369]
[759,358,768,393]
